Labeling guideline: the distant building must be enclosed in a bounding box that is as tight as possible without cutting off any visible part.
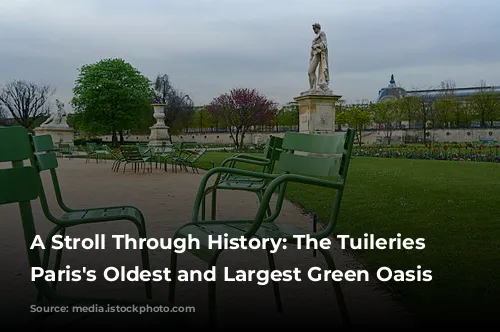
[376,74,500,103]
[376,74,405,102]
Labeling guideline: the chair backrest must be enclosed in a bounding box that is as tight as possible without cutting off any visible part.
[0,126,58,300]
[262,136,283,172]
[120,145,144,161]
[29,134,69,222]
[191,148,207,162]
[278,129,355,234]
[30,134,59,172]
[279,130,355,179]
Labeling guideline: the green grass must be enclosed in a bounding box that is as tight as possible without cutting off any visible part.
[196,151,500,324]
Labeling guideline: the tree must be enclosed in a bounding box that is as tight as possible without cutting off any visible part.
[206,88,277,148]
[191,106,220,132]
[0,80,54,130]
[468,80,500,127]
[370,101,399,144]
[434,80,458,128]
[398,95,421,129]
[153,74,195,140]
[336,106,371,147]
[275,102,299,130]
[0,105,6,126]
[72,58,153,146]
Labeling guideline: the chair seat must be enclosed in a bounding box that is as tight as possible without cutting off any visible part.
[176,221,310,262]
[222,174,266,183]
[28,298,189,327]
[60,206,142,222]
[215,179,267,191]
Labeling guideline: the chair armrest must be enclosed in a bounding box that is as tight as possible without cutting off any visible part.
[221,156,270,168]
[245,174,345,236]
[230,153,269,161]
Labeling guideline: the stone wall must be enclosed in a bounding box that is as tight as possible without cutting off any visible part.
[98,132,285,145]
[361,128,497,144]
[97,128,498,145]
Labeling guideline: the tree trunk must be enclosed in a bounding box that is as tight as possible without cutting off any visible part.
[239,130,246,148]
[119,130,124,145]
[111,130,118,147]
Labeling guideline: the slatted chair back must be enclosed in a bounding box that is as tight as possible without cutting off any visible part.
[0,126,59,300]
[120,145,145,162]
[278,129,355,233]
[29,134,70,222]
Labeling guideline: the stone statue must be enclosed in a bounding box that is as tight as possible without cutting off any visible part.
[40,99,69,128]
[308,23,331,93]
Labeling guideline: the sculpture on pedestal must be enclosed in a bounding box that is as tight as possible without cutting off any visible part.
[307,23,331,94]
[40,99,69,128]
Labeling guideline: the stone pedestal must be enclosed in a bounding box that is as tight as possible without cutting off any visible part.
[148,103,170,146]
[294,91,342,135]
[33,127,75,146]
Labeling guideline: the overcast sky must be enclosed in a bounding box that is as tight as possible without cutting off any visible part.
[1,0,499,110]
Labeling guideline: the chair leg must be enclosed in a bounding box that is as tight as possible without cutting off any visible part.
[317,247,350,325]
[168,250,178,303]
[256,191,272,218]
[208,250,223,328]
[37,226,62,301]
[52,228,67,291]
[137,222,152,299]
[266,248,283,312]
[211,187,218,220]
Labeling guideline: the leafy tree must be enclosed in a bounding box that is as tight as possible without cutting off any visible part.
[206,88,277,148]
[398,96,421,129]
[0,105,7,126]
[191,105,222,132]
[468,82,500,127]
[72,58,153,146]
[275,102,299,130]
[153,74,195,141]
[370,101,399,144]
[336,106,371,147]
[0,79,54,130]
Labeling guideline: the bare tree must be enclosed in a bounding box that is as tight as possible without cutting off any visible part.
[0,80,55,130]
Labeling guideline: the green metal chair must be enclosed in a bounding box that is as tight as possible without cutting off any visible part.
[27,134,152,300]
[168,129,355,327]
[0,126,188,327]
[57,143,75,159]
[120,145,153,173]
[201,136,283,220]
[173,147,207,174]
[163,141,184,172]
[103,145,124,172]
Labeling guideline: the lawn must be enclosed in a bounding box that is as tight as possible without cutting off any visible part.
[196,151,500,325]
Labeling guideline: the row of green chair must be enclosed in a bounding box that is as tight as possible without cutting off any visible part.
[1,126,356,327]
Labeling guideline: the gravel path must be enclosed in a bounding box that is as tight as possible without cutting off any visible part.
[0,158,414,326]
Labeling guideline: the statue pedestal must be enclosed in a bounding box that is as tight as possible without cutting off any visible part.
[148,125,170,146]
[33,127,74,146]
[294,91,341,134]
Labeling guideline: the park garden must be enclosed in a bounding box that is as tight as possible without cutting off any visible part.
[1,57,499,325]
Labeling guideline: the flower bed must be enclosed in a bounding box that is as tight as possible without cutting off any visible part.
[353,143,500,163]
